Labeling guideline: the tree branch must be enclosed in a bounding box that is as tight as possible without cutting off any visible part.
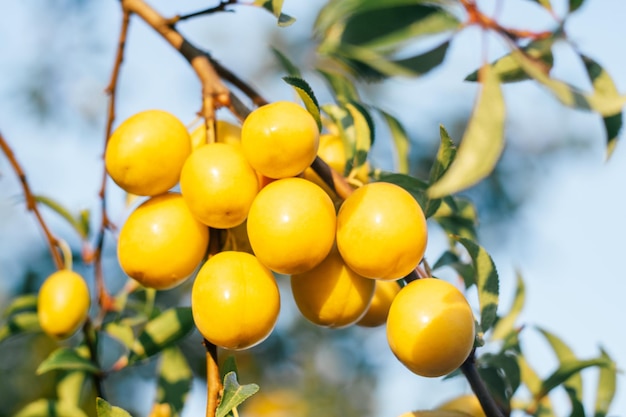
[461,351,507,417]
[203,339,222,417]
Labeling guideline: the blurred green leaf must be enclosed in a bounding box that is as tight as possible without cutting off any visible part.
[433,196,478,240]
[36,347,100,375]
[594,348,617,417]
[432,250,475,289]
[465,37,555,83]
[283,76,322,131]
[96,398,132,417]
[491,272,525,342]
[57,371,87,408]
[322,103,358,174]
[477,366,510,409]
[344,101,373,174]
[157,347,192,414]
[580,54,623,158]
[481,351,520,400]
[428,65,505,198]
[220,355,239,381]
[569,0,584,12]
[378,109,410,174]
[537,358,612,401]
[34,195,89,239]
[3,294,37,317]
[253,0,295,27]
[455,237,499,332]
[104,322,135,350]
[14,398,88,417]
[271,48,301,77]
[525,0,553,11]
[317,69,360,103]
[0,311,40,343]
[510,47,626,116]
[216,372,260,417]
[129,307,194,363]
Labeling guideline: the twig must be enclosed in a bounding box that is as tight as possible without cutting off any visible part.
[0,132,64,270]
[310,156,354,200]
[83,318,106,398]
[203,339,222,417]
[210,57,269,108]
[167,0,238,25]
[460,350,507,417]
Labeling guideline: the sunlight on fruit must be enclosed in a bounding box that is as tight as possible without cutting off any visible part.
[356,280,401,328]
[387,278,475,377]
[437,394,486,417]
[190,119,242,149]
[117,192,209,290]
[105,109,191,196]
[191,251,280,350]
[37,270,90,340]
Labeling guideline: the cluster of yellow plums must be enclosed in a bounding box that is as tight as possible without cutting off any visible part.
[36,100,476,381]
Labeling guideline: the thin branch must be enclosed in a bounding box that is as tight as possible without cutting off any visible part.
[460,351,508,417]
[210,57,269,108]
[167,0,238,25]
[310,156,354,201]
[203,339,222,417]
[0,132,64,270]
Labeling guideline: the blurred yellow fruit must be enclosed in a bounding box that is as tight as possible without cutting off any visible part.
[387,278,475,377]
[356,280,401,327]
[148,403,171,417]
[247,178,336,275]
[105,109,191,196]
[397,411,474,417]
[191,251,280,350]
[37,270,90,340]
[291,248,375,328]
[190,119,242,149]
[117,193,209,290]
[317,133,370,182]
[180,143,259,229]
[336,182,427,280]
[242,101,319,179]
[437,394,486,417]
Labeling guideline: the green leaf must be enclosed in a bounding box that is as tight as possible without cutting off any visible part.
[157,347,193,414]
[34,195,90,239]
[36,347,100,375]
[510,47,626,116]
[220,355,239,381]
[580,54,623,158]
[433,196,477,240]
[14,399,88,417]
[317,69,360,103]
[537,358,612,401]
[57,371,88,407]
[322,104,355,173]
[372,172,428,214]
[96,398,132,417]
[282,76,322,131]
[569,0,584,12]
[428,65,505,198]
[455,237,499,332]
[594,348,617,417]
[216,372,260,417]
[0,311,41,343]
[525,0,553,11]
[490,272,525,342]
[253,0,295,27]
[479,351,520,400]
[465,37,555,83]
[271,48,301,77]
[378,109,410,174]
[104,322,135,350]
[129,307,194,363]
[431,250,476,289]
[344,101,374,174]
[2,293,38,317]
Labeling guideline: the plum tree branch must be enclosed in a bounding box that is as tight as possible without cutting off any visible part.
[204,339,222,417]
[0,132,64,270]
[167,0,238,25]
[461,351,507,417]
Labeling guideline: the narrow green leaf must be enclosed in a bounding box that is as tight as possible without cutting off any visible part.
[253,0,295,27]
[491,272,525,341]
[96,398,132,417]
[216,372,260,417]
[378,109,410,174]
[431,250,475,289]
[271,48,301,77]
[429,125,457,184]
[510,47,626,116]
[104,322,135,350]
[344,101,373,174]
[428,65,505,198]
[2,293,38,317]
[525,0,553,11]
[580,54,623,158]
[157,347,193,414]
[594,348,617,417]
[537,358,612,400]
[317,69,360,103]
[34,195,89,239]
[57,371,88,407]
[455,237,499,332]
[282,76,322,131]
[129,307,194,363]
[569,0,584,12]
[372,172,428,213]
[36,347,100,375]
[220,355,239,381]
[14,399,88,417]
[433,196,478,240]
[0,311,41,343]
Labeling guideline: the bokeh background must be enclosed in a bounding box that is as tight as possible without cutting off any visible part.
[0,0,624,416]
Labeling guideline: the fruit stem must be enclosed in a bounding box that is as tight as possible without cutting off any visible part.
[310,156,354,200]
[204,339,222,417]
[460,350,507,417]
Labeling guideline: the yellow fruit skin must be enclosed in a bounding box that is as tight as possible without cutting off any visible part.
[386,278,475,378]
[38,270,90,340]
[316,133,370,182]
[180,143,259,229]
[191,251,280,350]
[190,119,243,150]
[247,178,336,275]
[336,182,427,280]
[437,395,486,417]
[291,249,375,328]
[356,280,401,328]
[397,411,475,417]
[241,101,319,179]
[105,110,191,196]
[117,193,209,290]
